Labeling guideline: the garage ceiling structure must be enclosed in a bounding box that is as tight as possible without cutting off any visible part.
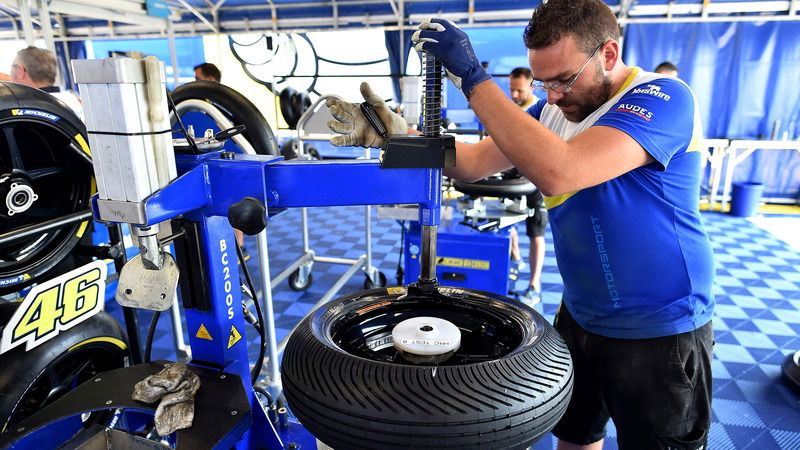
[0,0,798,43]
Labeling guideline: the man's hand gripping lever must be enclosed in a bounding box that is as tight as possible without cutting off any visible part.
[326,82,408,149]
[327,82,455,169]
[412,18,491,100]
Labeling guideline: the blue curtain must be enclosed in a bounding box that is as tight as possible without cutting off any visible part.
[623,21,800,199]
[88,37,204,90]
[55,41,86,92]
[384,29,416,103]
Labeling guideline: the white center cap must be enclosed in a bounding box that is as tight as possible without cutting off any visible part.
[392,316,461,356]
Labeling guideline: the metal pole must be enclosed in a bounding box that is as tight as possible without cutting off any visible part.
[419,225,437,282]
[277,255,367,355]
[19,0,35,45]
[398,0,405,100]
[36,0,57,63]
[256,229,281,394]
[0,210,92,246]
[417,53,442,283]
[169,298,189,360]
[301,208,310,252]
[365,204,373,278]
[363,146,374,280]
[167,21,180,87]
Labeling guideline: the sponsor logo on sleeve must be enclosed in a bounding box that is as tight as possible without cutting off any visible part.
[615,103,653,121]
[630,84,671,101]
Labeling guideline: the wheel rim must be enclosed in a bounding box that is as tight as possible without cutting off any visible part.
[9,345,123,426]
[326,289,540,366]
[0,120,91,284]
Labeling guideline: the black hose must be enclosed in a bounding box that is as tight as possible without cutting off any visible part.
[253,384,274,407]
[396,220,405,286]
[237,242,266,385]
[144,311,161,363]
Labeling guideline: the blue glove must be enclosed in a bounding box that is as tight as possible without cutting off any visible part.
[412,18,491,99]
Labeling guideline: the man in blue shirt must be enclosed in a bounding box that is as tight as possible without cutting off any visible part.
[327,0,714,448]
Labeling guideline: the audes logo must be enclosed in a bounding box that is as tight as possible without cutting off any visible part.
[631,84,671,101]
[615,103,653,122]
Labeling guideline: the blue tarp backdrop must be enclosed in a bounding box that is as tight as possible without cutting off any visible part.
[624,21,800,198]
[623,21,800,140]
[432,22,799,199]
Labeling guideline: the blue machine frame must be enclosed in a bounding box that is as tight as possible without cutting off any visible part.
[2,151,442,449]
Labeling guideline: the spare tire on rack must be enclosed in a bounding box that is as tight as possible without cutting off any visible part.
[282,285,573,449]
[452,175,537,199]
[0,82,93,294]
[170,81,279,155]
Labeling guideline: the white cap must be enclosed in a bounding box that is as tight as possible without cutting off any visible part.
[392,316,461,356]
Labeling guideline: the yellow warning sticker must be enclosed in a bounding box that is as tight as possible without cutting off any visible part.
[196,324,213,341]
[386,287,405,295]
[437,257,490,270]
[228,325,242,349]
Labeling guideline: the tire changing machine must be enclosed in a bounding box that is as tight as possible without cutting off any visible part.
[0,53,453,449]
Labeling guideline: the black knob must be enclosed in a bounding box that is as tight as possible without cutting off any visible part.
[227,197,267,235]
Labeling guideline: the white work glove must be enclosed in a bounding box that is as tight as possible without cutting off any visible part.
[326,82,408,149]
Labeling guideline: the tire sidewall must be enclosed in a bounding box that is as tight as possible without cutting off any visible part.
[453,177,537,198]
[0,306,128,431]
[282,287,573,449]
[171,81,279,155]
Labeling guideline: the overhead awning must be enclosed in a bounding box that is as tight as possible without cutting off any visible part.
[0,0,797,40]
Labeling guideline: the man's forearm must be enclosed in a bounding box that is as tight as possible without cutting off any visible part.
[468,80,571,195]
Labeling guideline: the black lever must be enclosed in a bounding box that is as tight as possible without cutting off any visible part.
[360,102,388,139]
[215,125,247,142]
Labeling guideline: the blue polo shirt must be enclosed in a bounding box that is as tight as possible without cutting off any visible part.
[528,70,714,339]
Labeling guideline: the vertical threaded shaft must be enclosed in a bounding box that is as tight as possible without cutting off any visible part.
[422,53,442,138]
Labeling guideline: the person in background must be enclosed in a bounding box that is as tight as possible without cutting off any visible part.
[508,66,538,109]
[654,61,679,77]
[506,67,548,306]
[10,46,83,120]
[194,63,221,82]
[327,0,715,448]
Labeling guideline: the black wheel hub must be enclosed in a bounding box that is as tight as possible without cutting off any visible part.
[0,117,92,292]
[0,173,37,217]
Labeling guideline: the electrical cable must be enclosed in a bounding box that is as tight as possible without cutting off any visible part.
[396,220,405,285]
[166,89,200,154]
[144,311,161,363]
[237,242,266,385]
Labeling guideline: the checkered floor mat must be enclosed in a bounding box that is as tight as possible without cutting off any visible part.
[107,208,800,449]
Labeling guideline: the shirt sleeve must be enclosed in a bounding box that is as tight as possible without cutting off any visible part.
[526,99,547,120]
[593,78,696,170]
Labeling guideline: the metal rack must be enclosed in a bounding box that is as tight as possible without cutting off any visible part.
[268,95,386,356]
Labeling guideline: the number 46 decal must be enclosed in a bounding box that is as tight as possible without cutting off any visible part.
[1,260,107,354]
